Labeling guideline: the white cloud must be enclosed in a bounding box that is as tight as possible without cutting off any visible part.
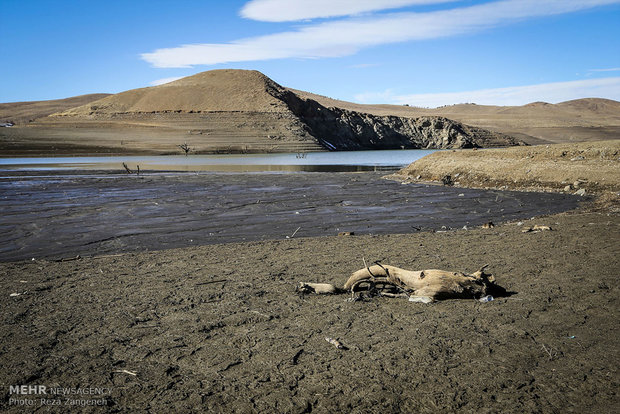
[240,0,457,22]
[354,77,620,107]
[149,76,185,86]
[142,0,620,68]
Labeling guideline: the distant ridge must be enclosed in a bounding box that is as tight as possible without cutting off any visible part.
[0,94,110,124]
[289,91,620,145]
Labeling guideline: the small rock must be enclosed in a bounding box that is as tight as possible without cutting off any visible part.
[564,185,572,192]
[575,188,586,196]
[441,175,453,186]
[570,156,585,161]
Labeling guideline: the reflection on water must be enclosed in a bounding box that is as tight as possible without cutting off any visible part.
[0,150,435,172]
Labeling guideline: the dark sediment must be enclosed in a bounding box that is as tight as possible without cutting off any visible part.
[0,171,581,262]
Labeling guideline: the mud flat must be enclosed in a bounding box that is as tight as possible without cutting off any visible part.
[0,171,580,262]
[1,207,618,412]
[1,148,619,412]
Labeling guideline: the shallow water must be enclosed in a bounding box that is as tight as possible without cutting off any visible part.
[0,171,582,261]
[0,149,436,172]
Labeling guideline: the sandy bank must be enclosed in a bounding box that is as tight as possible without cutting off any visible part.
[391,140,620,196]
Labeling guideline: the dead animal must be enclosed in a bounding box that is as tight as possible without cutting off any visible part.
[344,263,499,302]
[298,263,504,302]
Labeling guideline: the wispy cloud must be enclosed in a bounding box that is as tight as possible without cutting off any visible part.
[588,67,620,72]
[354,77,620,107]
[142,0,620,68]
[240,0,457,22]
[149,76,184,86]
[349,63,382,68]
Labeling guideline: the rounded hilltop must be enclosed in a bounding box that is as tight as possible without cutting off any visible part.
[57,69,289,115]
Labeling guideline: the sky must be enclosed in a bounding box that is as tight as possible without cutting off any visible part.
[2,0,620,107]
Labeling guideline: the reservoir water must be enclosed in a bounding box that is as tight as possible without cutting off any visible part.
[0,149,435,172]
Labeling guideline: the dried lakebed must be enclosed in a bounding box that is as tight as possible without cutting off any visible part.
[0,171,582,262]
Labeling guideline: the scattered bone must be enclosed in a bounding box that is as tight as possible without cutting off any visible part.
[286,227,301,239]
[522,225,552,233]
[408,296,433,303]
[325,337,346,349]
[296,282,342,294]
[113,369,137,376]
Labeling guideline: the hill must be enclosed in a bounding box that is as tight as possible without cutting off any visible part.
[0,70,519,156]
[58,70,288,115]
[0,94,110,124]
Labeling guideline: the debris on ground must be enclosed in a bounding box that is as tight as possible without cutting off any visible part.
[522,225,552,233]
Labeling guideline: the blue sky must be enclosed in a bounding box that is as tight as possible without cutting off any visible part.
[2,0,620,107]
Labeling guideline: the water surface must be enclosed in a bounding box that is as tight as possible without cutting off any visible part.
[0,149,435,172]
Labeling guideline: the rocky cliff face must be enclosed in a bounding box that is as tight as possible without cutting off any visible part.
[277,90,521,150]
